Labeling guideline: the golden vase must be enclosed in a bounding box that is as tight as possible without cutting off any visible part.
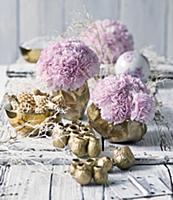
[52,83,89,121]
[87,103,147,143]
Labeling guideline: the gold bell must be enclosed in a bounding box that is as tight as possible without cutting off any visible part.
[70,158,81,176]
[74,163,92,185]
[87,136,101,158]
[93,166,108,184]
[68,131,81,148]
[97,156,113,172]
[85,158,97,174]
[70,136,88,157]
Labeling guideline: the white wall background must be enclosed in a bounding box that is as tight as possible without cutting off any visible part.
[0,0,173,64]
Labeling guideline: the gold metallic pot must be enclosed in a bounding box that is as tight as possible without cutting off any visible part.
[70,158,81,176]
[113,146,135,170]
[52,83,89,121]
[87,103,147,143]
[93,166,108,185]
[68,131,81,148]
[74,163,92,185]
[70,136,88,158]
[5,104,53,136]
[87,136,101,158]
[53,134,69,149]
[66,124,80,132]
[97,156,113,172]
[85,158,97,174]
[20,46,41,63]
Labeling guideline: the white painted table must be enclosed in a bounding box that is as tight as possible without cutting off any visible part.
[0,63,173,200]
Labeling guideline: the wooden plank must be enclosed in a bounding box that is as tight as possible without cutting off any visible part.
[51,165,82,200]
[0,165,52,200]
[0,0,18,64]
[0,65,8,102]
[167,0,173,60]
[64,0,120,28]
[105,165,172,199]
[155,80,173,151]
[40,0,65,35]
[19,0,64,43]
[82,184,103,200]
[166,165,173,194]
[120,0,166,55]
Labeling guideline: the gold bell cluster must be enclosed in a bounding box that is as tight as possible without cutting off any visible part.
[69,146,135,185]
[52,121,101,158]
[70,157,113,185]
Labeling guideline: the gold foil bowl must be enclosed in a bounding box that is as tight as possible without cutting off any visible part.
[5,104,53,136]
[20,46,41,63]
[87,103,147,143]
[19,36,55,63]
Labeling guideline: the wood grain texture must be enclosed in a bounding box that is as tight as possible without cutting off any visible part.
[105,165,172,199]
[120,0,166,55]
[19,0,64,43]
[0,0,18,64]
[51,165,82,200]
[167,0,173,59]
[0,165,52,200]
[0,65,8,102]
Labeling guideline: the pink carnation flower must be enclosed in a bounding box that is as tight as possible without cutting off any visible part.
[131,93,155,123]
[91,74,155,124]
[81,19,134,64]
[37,39,100,91]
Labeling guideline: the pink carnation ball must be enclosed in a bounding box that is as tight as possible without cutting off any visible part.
[37,39,100,91]
[81,19,134,64]
[91,74,155,124]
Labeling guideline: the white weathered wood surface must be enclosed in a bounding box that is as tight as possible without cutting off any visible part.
[0,63,173,199]
[0,0,173,64]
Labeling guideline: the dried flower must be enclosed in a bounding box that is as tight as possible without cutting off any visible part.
[37,39,100,91]
[81,19,134,64]
[91,74,155,124]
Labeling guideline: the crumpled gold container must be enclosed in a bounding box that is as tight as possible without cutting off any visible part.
[87,103,147,143]
[20,46,41,63]
[5,105,58,137]
[53,83,89,121]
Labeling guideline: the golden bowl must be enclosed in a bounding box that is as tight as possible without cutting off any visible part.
[5,104,53,136]
[20,46,41,63]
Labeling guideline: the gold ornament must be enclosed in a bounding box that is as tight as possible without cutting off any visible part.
[70,136,88,158]
[74,163,92,185]
[87,103,147,143]
[85,158,97,174]
[93,166,108,185]
[97,156,113,172]
[113,146,135,170]
[87,136,101,158]
[68,131,81,148]
[20,46,41,63]
[70,159,81,176]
